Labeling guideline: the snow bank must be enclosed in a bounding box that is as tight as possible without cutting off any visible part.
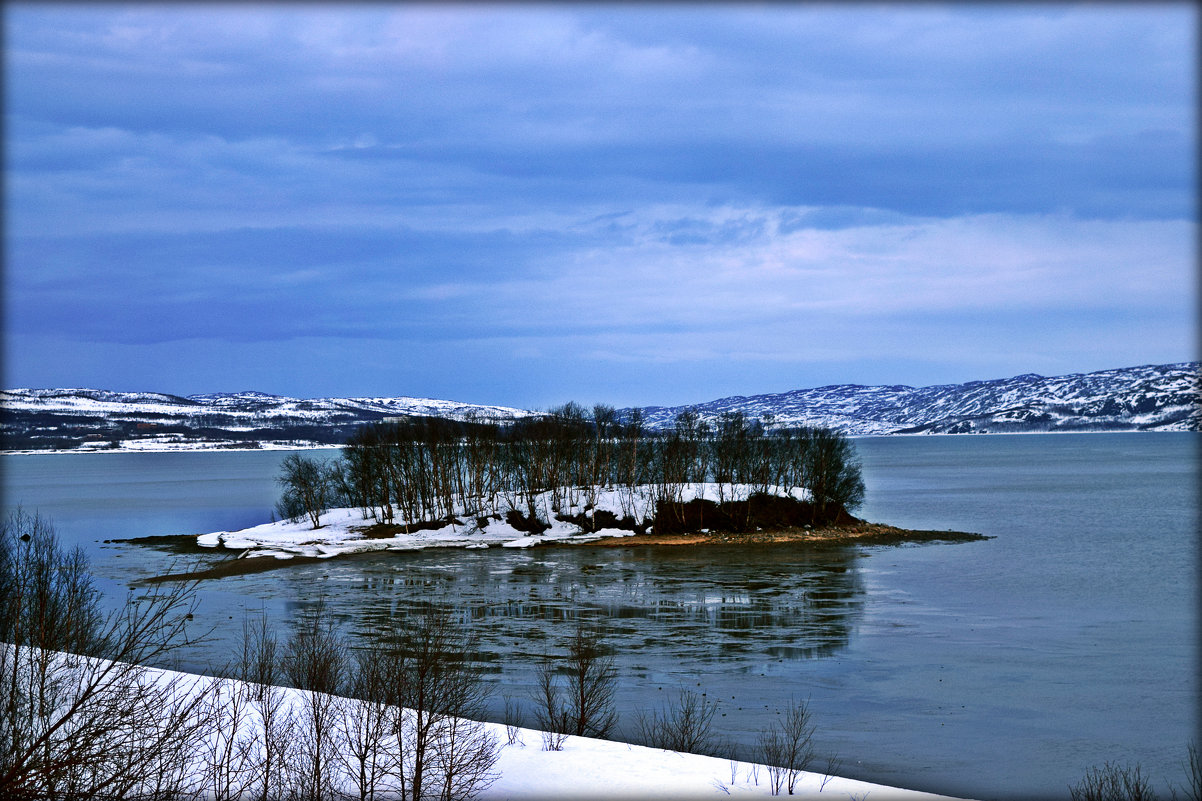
[484,727,966,799]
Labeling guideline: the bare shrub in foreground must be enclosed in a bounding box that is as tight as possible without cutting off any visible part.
[428,706,502,801]
[1070,760,1158,801]
[533,657,568,751]
[819,752,843,792]
[200,677,260,801]
[534,623,617,748]
[239,611,295,801]
[563,624,617,739]
[633,686,719,756]
[757,697,815,796]
[0,508,213,800]
[502,695,524,747]
[1181,742,1202,801]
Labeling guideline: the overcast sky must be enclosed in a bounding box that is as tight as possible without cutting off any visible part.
[4,3,1196,409]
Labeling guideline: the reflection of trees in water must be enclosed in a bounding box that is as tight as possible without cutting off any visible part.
[333,546,864,665]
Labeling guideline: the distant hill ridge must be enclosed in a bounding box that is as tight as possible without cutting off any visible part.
[627,361,1200,435]
[1,361,1197,452]
[0,388,535,452]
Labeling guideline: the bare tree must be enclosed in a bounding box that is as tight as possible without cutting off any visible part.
[338,638,401,801]
[390,603,498,801]
[563,624,617,739]
[801,428,865,524]
[428,705,502,801]
[532,657,568,752]
[533,622,617,746]
[200,676,260,801]
[283,597,347,801]
[501,695,524,747]
[757,727,787,796]
[238,611,295,801]
[819,752,843,792]
[277,453,337,529]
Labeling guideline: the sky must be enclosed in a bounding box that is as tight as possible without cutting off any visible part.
[3,3,1196,410]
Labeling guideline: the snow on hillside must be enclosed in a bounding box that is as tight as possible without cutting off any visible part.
[3,362,1197,453]
[1,387,203,417]
[0,387,536,452]
[631,362,1200,435]
[1,388,533,424]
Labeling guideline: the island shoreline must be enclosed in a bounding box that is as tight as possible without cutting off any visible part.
[131,522,989,584]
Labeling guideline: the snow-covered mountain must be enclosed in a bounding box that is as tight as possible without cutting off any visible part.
[631,362,1200,435]
[0,388,533,452]
[2,362,1197,452]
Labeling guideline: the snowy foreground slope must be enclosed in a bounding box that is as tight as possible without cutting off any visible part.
[104,658,972,800]
[2,361,1197,452]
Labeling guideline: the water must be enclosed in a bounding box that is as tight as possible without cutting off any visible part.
[1,433,1196,800]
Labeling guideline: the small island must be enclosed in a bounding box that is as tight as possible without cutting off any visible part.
[137,407,987,581]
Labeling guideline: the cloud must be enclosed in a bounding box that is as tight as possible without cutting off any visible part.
[7,204,1189,353]
[7,4,1193,220]
[3,4,1195,402]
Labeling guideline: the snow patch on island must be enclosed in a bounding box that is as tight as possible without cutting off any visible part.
[196,484,809,559]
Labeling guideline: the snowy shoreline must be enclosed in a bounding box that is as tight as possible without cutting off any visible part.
[100,656,976,800]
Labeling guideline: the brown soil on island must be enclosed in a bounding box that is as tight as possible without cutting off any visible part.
[579,522,988,548]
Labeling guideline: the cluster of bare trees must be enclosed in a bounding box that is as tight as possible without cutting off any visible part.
[0,508,210,800]
[204,601,499,801]
[329,405,645,532]
[0,509,499,801]
[281,404,866,533]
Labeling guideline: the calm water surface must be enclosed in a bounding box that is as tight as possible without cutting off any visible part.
[1,433,1196,800]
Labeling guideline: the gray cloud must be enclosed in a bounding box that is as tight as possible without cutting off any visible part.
[3,4,1195,404]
